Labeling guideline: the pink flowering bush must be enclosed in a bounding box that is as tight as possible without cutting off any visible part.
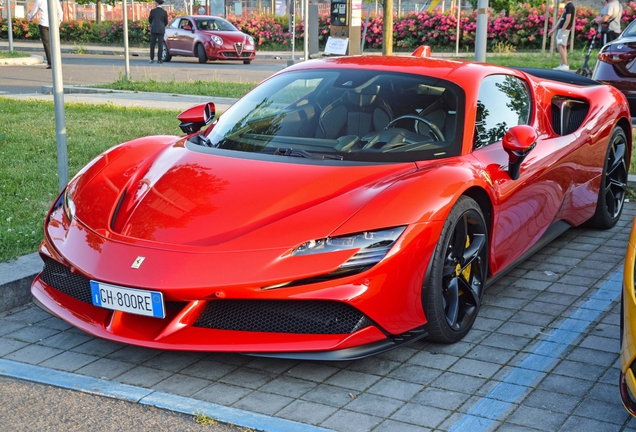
[1,4,622,51]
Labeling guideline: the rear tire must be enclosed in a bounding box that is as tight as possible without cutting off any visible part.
[424,196,488,343]
[197,44,207,64]
[586,127,628,229]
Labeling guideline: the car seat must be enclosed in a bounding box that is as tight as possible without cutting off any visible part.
[316,84,393,140]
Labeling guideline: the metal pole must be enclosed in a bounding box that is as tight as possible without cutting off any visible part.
[361,2,370,54]
[47,0,68,191]
[474,0,487,62]
[7,0,14,52]
[303,0,308,61]
[122,0,130,80]
[455,0,460,56]
[291,1,295,63]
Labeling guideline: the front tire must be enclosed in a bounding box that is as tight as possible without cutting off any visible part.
[586,127,628,229]
[161,45,172,62]
[197,44,207,64]
[424,196,488,343]
[243,60,251,65]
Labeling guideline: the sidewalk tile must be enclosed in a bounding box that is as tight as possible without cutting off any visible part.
[76,357,136,380]
[38,331,92,350]
[5,344,63,364]
[276,400,338,425]
[412,387,469,411]
[320,409,383,432]
[232,390,294,415]
[388,364,442,386]
[390,403,450,428]
[506,405,567,430]
[39,351,99,372]
[218,367,274,389]
[373,419,431,432]
[324,369,382,391]
[344,393,404,417]
[117,365,173,387]
[192,382,252,406]
[367,377,423,401]
[258,375,316,398]
[180,359,237,381]
[301,384,356,407]
[0,337,28,357]
[152,373,210,397]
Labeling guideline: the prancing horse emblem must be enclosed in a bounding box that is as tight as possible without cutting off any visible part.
[131,256,145,269]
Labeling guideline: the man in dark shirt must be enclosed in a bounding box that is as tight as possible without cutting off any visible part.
[549,0,575,71]
[148,0,169,64]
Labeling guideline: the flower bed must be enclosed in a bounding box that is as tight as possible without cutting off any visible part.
[2,3,635,51]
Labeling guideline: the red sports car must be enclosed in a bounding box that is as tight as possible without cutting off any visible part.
[162,15,255,64]
[32,53,630,360]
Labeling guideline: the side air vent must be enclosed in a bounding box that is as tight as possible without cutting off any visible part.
[551,97,589,136]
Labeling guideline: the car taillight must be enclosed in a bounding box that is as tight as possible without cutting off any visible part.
[598,52,636,64]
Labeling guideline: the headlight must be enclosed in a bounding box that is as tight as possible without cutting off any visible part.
[211,35,223,45]
[247,35,254,45]
[292,227,406,269]
[63,188,76,222]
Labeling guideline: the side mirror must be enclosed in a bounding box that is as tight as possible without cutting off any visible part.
[177,102,216,134]
[502,125,537,180]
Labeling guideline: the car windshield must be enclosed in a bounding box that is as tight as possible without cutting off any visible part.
[201,69,465,163]
[195,18,238,31]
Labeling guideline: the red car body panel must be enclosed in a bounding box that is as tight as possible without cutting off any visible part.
[32,55,631,358]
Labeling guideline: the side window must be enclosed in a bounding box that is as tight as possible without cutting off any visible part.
[474,75,531,150]
[168,19,179,29]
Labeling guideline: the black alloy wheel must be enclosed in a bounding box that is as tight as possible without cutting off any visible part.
[424,196,488,343]
[587,127,628,229]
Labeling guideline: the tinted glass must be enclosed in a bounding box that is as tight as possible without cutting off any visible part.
[195,18,238,31]
[199,69,465,163]
[474,75,531,149]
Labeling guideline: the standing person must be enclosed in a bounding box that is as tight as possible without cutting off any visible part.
[27,0,63,69]
[148,0,168,64]
[595,0,623,45]
[549,0,575,71]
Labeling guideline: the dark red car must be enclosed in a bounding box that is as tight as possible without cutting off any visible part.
[592,19,636,118]
[162,15,256,64]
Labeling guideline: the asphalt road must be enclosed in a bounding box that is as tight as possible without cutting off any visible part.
[0,376,249,432]
[0,52,288,94]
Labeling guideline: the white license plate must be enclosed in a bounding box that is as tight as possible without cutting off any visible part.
[90,281,165,318]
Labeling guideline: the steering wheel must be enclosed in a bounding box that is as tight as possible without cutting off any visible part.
[385,115,445,142]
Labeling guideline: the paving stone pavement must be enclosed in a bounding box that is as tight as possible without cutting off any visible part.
[3,202,636,431]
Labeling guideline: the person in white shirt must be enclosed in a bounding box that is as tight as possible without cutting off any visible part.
[27,0,63,69]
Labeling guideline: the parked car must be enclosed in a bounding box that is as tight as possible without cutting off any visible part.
[592,19,636,117]
[162,15,255,64]
[621,218,636,416]
[31,52,630,360]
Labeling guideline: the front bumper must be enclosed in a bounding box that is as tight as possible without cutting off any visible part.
[32,207,442,359]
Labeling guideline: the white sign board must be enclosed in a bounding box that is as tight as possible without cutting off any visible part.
[351,0,362,27]
[325,37,349,55]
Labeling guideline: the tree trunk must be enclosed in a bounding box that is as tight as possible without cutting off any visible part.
[96,0,102,25]
[383,0,393,55]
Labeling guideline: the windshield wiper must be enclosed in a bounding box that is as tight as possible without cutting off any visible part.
[273,148,343,160]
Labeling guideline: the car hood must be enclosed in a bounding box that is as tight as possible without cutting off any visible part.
[201,30,249,43]
[71,139,417,251]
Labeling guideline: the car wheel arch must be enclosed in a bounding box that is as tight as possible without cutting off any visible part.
[419,186,494,322]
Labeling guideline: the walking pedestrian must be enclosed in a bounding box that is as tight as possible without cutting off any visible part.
[148,0,168,64]
[27,0,63,69]
[549,0,575,71]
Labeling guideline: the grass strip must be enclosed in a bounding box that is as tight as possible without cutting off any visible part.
[95,77,258,99]
[0,50,33,59]
[0,98,182,262]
